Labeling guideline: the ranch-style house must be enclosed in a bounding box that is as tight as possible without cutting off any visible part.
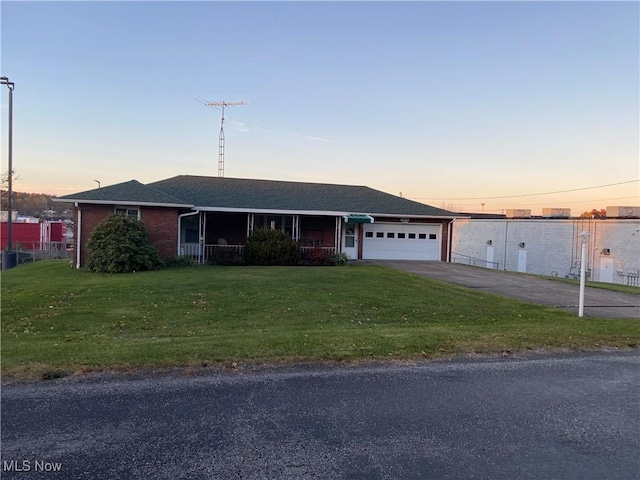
[58,175,459,268]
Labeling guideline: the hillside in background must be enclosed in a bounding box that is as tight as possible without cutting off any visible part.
[0,191,73,220]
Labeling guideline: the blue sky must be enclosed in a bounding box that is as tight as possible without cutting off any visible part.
[1,1,638,214]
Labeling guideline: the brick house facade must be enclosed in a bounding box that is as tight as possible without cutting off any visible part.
[58,176,459,267]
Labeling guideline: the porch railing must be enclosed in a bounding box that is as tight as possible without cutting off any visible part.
[204,244,245,263]
[451,252,499,270]
[300,246,336,254]
[179,243,337,264]
[179,243,201,258]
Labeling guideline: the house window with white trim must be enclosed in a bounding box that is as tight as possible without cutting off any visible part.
[252,214,299,240]
[115,207,140,219]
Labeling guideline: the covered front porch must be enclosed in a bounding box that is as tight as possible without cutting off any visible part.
[178,211,344,264]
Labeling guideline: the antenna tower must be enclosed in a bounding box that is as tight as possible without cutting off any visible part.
[198,99,248,177]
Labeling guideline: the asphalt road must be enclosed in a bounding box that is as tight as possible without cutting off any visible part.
[374,261,640,319]
[2,352,639,479]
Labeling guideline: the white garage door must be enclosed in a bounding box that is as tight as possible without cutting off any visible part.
[362,223,441,260]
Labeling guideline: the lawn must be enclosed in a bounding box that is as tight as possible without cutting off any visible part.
[1,261,638,379]
[543,276,640,295]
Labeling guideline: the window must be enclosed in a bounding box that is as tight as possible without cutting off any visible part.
[429,234,437,240]
[253,214,297,238]
[408,233,416,239]
[419,233,427,239]
[398,233,406,239]
[365,232,373,238]
[376,232,384,238]
[387,232,395,238]
[115,207,140,219]
[181,215,199,243]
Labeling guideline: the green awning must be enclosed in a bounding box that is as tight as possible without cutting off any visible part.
[343,214,374,224]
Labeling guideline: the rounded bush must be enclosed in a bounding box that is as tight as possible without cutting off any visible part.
[87,214,164,273]
[244,228,300,266]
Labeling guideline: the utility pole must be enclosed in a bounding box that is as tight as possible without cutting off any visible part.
[198,99,248,177]
[1,76,15,270]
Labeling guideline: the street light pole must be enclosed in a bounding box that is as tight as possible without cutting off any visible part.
[578,231,590,317]
[1,76,15,266]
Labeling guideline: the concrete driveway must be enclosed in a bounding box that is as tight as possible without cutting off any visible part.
[374,261,640,319]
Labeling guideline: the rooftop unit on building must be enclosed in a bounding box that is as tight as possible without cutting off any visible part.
[542,208,571,218]
[505,209,531,218]
[606,206,640,218]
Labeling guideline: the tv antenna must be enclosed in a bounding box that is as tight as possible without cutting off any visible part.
[197,99,248,177]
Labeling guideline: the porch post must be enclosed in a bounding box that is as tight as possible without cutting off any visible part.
[75,207,82,269]
[293,215,300,241]
[247,213,254,238]
[197,212,204,265]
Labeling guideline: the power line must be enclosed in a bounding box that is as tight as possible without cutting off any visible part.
[410,179,639,201]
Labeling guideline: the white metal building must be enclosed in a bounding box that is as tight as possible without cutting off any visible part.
[450,218,640,286]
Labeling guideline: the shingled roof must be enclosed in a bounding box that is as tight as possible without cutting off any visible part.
[59,175,456,218]
[58,180,192,207]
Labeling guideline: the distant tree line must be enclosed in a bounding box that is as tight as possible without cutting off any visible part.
[0,190,73,220]
[579,209,607,219]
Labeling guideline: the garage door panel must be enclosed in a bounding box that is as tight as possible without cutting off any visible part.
[362,223,441,260]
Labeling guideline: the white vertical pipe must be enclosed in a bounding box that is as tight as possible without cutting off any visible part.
[75,207,82,269]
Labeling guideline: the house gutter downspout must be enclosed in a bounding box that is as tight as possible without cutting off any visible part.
[75,203,82,269]
[178,210,199,256]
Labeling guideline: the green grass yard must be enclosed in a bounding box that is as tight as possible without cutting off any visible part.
[542,275,640,295]
[1,261,638,379]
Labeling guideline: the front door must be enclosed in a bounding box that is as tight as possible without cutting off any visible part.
[342,223,358,259]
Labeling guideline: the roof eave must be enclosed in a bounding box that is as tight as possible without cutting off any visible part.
[193,206,460,219]
[57,198,194,208]
[194,206,353,216]
[366,213,463,220]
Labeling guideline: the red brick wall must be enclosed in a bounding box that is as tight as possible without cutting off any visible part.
[75,204,179,267]
[141,208,179,260]
[76,205,112,267]
[440,219,450,261]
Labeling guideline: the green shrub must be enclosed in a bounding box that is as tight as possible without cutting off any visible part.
[87,214,164,273]
[165,255,196,268]
[244,228,300,266]
[333,252,350,266]
[300,248,336,266]
[209,248,245,266]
